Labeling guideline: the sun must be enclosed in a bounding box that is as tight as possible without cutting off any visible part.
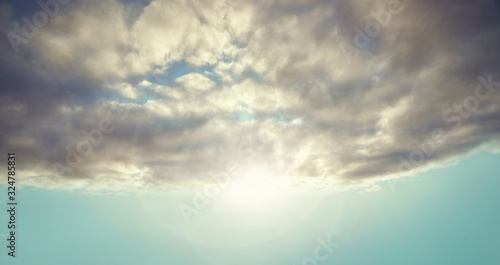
[224,167,281,208]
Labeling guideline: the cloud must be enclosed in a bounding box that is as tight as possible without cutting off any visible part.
[0,0,500,193]
[175,73,215,91]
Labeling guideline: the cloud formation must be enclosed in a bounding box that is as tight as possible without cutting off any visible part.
[1,0,499,192]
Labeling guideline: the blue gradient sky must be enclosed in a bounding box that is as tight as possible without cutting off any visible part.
[1,151,499,265]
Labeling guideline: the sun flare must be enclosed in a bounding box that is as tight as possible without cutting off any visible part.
[224,168,282,207]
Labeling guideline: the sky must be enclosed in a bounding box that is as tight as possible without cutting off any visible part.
[0,0,499,264]
[0,152,499,265]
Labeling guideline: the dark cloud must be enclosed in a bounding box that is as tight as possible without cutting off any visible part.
[0,0,499,192]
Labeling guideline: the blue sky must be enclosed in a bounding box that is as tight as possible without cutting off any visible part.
[1,151,499,265]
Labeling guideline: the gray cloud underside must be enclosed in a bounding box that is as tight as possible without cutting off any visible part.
[0,0,499,192]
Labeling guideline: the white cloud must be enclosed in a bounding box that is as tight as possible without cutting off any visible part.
[1,0,500,193]
[176,73,215,91]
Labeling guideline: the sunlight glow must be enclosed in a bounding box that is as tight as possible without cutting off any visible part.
[224,167,281,208]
